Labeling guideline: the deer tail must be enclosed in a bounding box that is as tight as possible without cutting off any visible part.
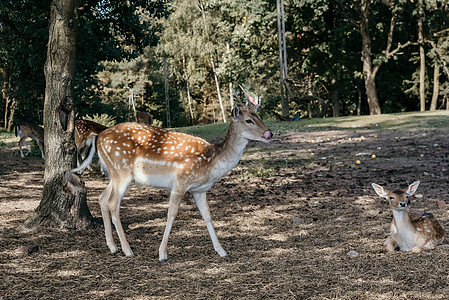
[72,136,96,173]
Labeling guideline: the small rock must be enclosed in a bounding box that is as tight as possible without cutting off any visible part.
[436,200,446,209]
[347,250,359,258]
[14,245,39,257]
[292,217,305,224]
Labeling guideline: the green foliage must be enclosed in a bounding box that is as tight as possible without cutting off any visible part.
[0,0,50,126]
[2,0,448,126]
[242,167,272,179]
[82,113,116,127]
[1,0,168,128]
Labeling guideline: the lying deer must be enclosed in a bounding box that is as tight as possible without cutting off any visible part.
[15,123,45,159]
[73,104,272,261]
[75,119,107,168]
[372,181,446,253]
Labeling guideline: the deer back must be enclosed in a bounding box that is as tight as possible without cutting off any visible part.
[75,119,107,149]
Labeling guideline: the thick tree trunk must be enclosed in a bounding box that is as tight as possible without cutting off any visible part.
[430,64,440,111]
[25,0,93,230]
[359,0,381,115]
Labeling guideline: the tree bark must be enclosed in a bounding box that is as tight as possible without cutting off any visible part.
[359,0,381,115]
[430,64,440,111]
[24,0,93,230]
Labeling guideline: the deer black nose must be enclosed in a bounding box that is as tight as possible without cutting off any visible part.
[400,202,407,207]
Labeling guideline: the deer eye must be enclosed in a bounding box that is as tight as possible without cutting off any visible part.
[245,119,254,124]
[389,196,394,200]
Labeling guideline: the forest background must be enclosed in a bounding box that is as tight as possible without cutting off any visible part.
[1,0,448,130]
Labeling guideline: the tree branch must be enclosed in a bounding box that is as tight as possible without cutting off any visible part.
[425,39,449,77]
[384,9,397,56]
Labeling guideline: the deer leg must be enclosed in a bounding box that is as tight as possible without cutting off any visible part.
[193,191,228,258]
[18,137,30,158]
[99,182,117,254]
[385,237,397,252]
[159,189,184,262]
[109,179,133,256]
[37,140,45,159]
[78,145,93,171]
[411,246,423,253]
[83,140,94,171]
[18,138,25,158]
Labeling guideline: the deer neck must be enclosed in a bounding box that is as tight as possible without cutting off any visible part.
[208,122,248,179]
[392,209,415,233]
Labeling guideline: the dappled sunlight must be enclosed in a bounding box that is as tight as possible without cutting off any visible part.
[261,232,289,242]
[2,115,449,299]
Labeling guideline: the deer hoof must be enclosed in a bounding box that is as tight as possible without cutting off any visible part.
[216,248,228,257]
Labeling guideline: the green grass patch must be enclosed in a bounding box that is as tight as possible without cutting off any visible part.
[174,111,449,141]
[0,128,14,139]
[175,123,229,141]
[0,128,17,148]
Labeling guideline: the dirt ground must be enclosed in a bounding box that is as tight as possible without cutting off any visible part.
[1,122,449,299]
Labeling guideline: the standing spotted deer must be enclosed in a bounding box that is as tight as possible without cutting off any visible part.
[15,123,45,159]
[73,105,272,261]
[372,181,446,253]
[75,119,107,167]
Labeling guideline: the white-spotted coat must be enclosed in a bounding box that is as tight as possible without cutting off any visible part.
[74,105,272,261]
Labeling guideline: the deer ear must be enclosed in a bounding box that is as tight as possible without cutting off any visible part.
[248,103,256,112]
[406,181,420,196]
[372,183,388,198]
[231,105,240,122]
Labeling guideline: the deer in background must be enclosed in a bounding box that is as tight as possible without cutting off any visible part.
[75,119,107,168]
[372,181,446,253]
[136,111,153,126]
[73,104,272,261]
[15,123,45,159]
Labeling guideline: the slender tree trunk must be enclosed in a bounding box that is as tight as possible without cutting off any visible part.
[199,2,226,123]
[330,78,340,117]
[306,76,313,119]
[229,81,234,110]
[24,0,93,229]
[418,0,426,111]
[430,64,440,111]
[182,54,194,125]
[2,67,9,129]
[357,86,362,116]
[210,55,226,123]
[227,43,234,110]
[186,81,194,125]
[7,101,16,131]
[359,0,381,115]
[2,67,14,130]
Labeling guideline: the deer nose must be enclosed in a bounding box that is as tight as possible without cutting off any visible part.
[399,202,407,208]
[264,130,273,140]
